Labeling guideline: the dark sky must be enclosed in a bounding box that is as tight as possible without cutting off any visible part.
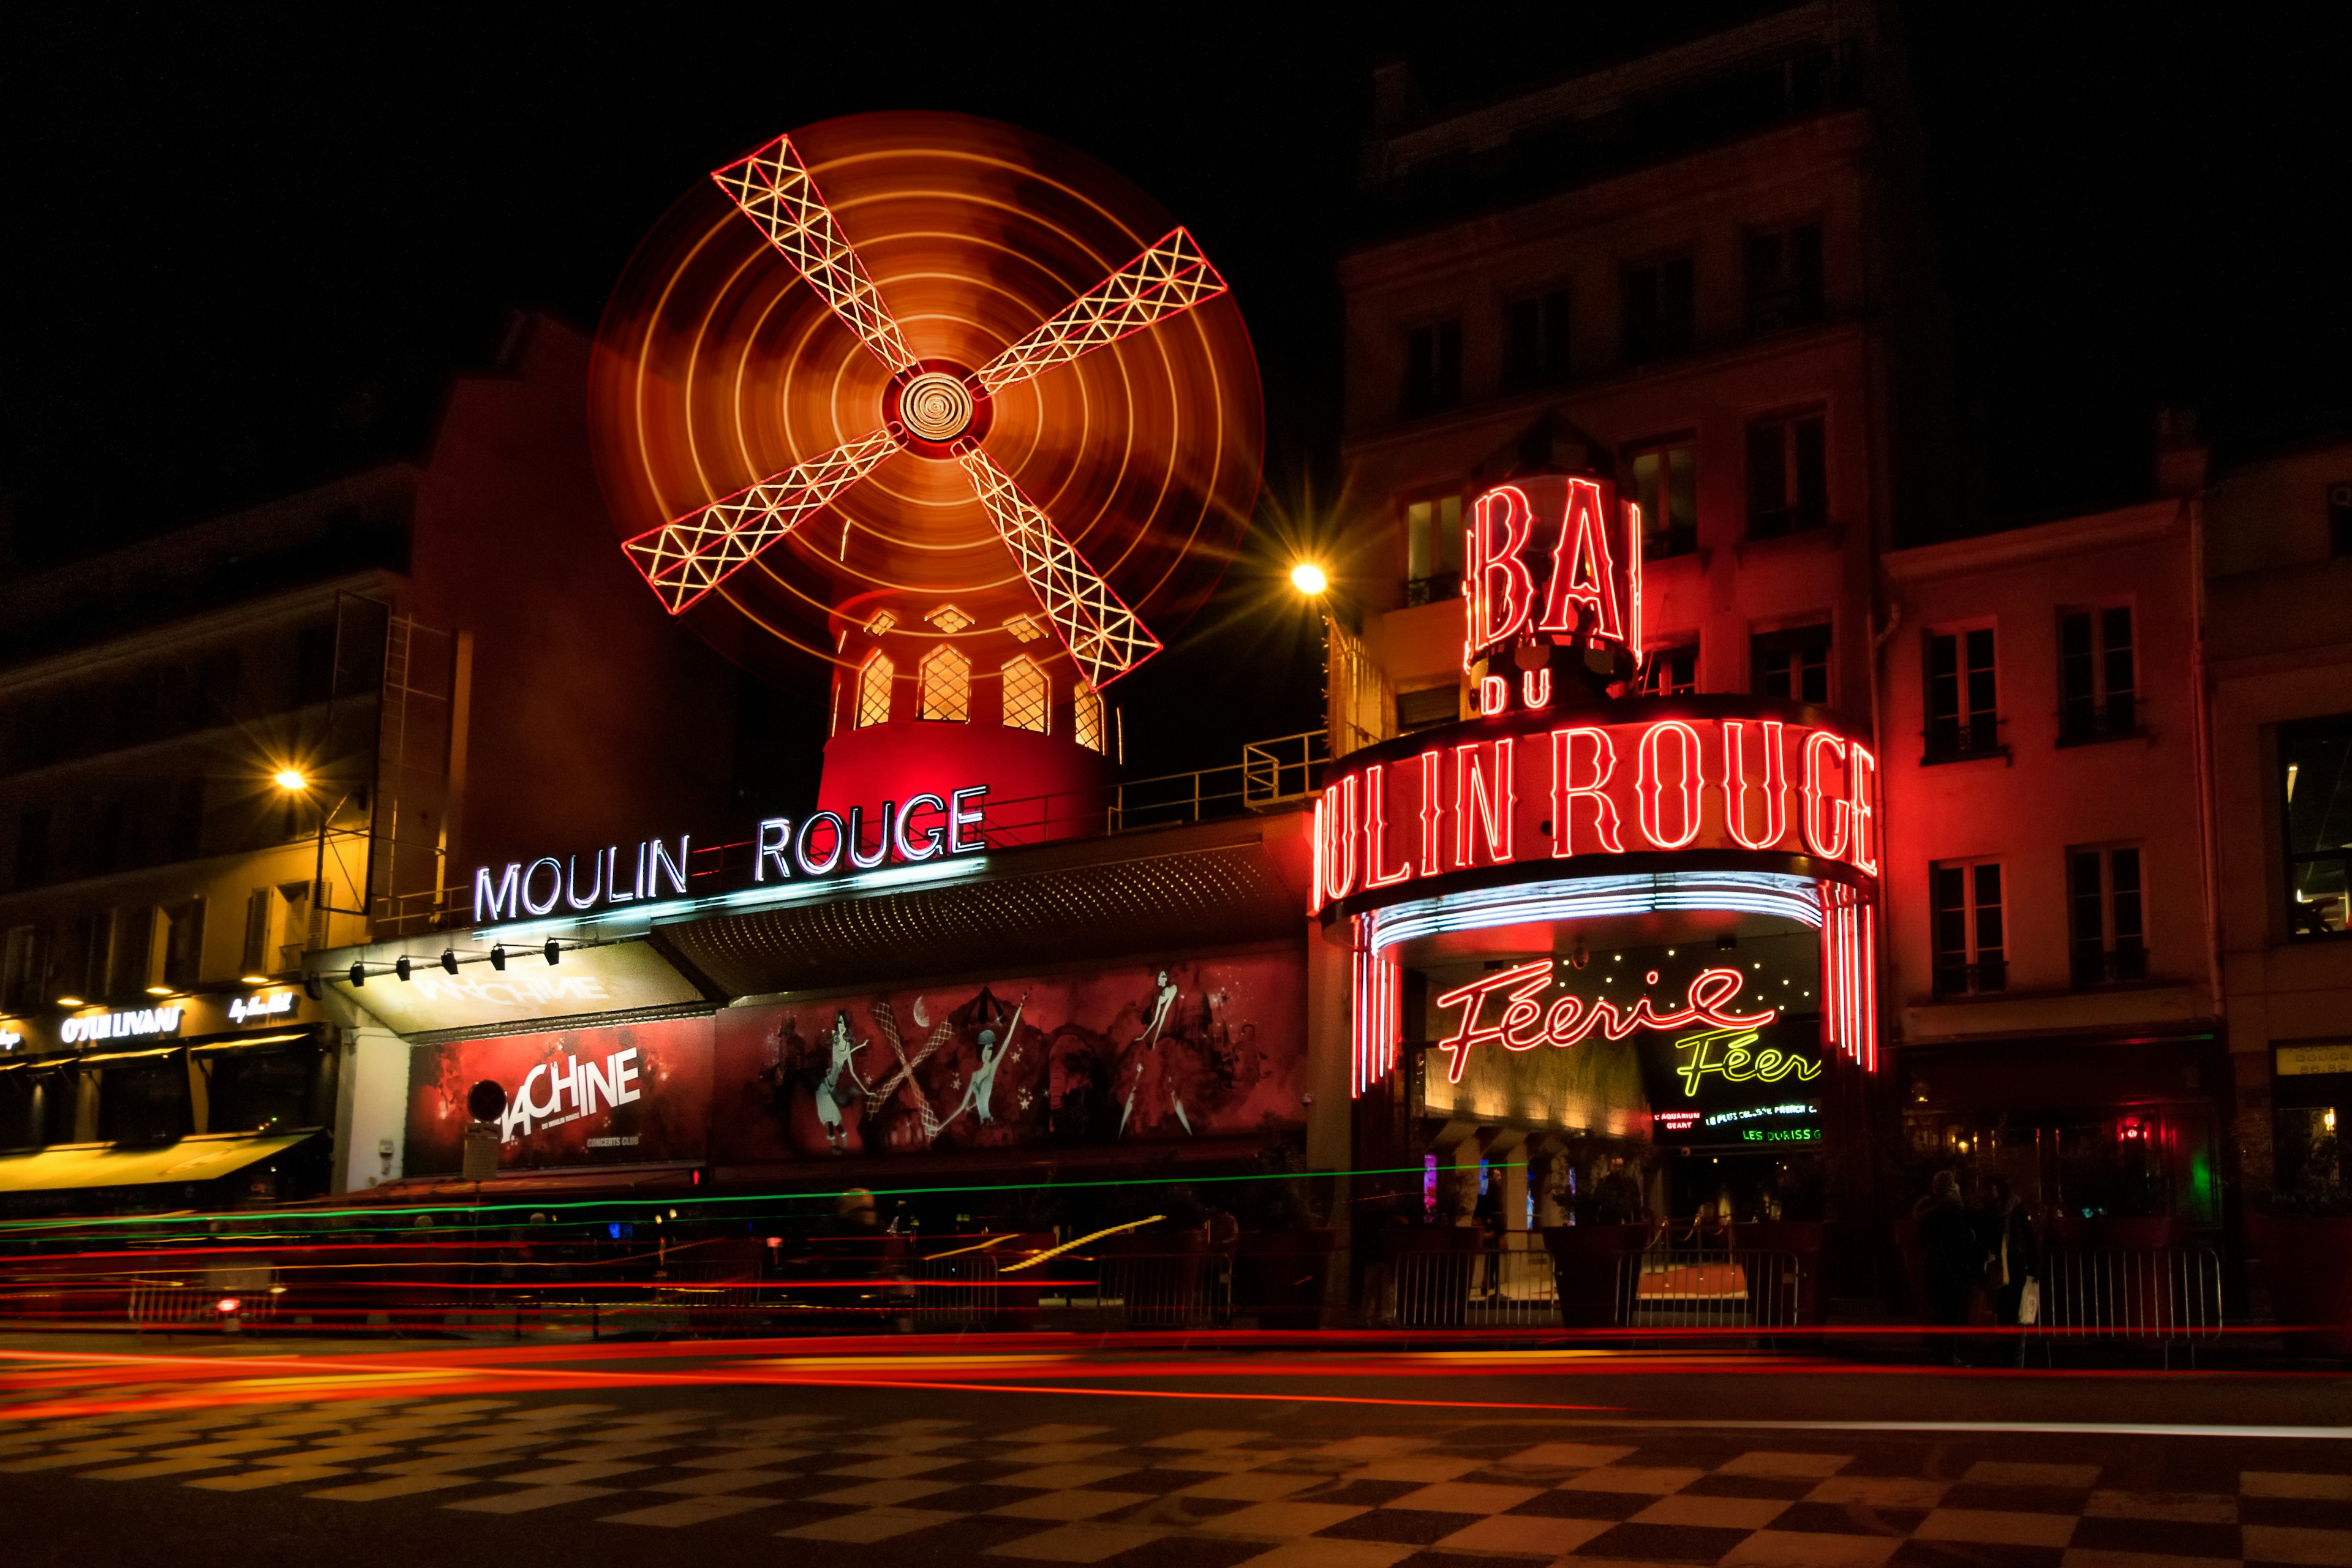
[6,4,2350,764]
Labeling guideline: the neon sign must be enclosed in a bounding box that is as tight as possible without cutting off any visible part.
[1462,474,1642,712]
[1430,961,1776,1085]
[227,991,296,1025]
[1672,1025,1821,1097]
[471,786,989,922]
[61,1006,184,1045]
[1313,712,1876,913]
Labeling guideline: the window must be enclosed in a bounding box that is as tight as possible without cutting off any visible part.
[2329,482,2352,557]
[2057,606,2136,744]
[1621,254,1694,363]
[1400,318,1461,417]
[97,1057,188,1145]
[1000,656,1048,734]
[1404,495,1463,604]
[208,1048,315,1135]
[1638,643,1698,696]
[1630,439,1697,560]
[1925,627,2001,760]
[1072,683,1106,754]
[917,646,970,723]
[2284,714,2352,938]
[12,805,48,890]
[1745,222,1823,331]
[1504,288,1570,389]
[162,899,203,990]
[2070,845,2147,986]
[854,651,894,728]
[1,925,42,1014]
[1932,860,2007,997]
[1746,409,1827,538]
[241,888,289,978]
[1752,624,1830,706]
[1396,684,1460,732]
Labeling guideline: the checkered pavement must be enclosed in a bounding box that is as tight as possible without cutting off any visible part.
[3,1395,2350,1565]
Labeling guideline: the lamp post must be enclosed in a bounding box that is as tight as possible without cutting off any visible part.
[274,768,352,962]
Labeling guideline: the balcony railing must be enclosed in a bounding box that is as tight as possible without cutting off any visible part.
[2058,694,2140,747]
[1933,957,2007,999]
[1923,715,2005,764]
[2071,942,2150,988]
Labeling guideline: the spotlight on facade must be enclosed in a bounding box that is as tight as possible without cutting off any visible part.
[349,963,365,989]
[440,950,459,975]
[240,974,270,986]
[273,768,307,792]
[490,944,507,971]
[301,973,322,1000]
[146,985,174,997]
[55,996,83,1008]
[544,940,562,966]
[1289,562,1329,597]
[395,956,412,982]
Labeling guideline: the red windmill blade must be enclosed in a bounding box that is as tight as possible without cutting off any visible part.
[619,131,1232,688]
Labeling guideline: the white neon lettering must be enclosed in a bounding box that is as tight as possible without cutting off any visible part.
[796,812,845,875]
[846,801,894,870]
[895,794,946,862]
[648,836,690,897]
[949,787,987,854]
[521,857,562,917]
[473,862,520,922]
[564,852,603,911]
[755,818,792,881]
[604,845,633,904]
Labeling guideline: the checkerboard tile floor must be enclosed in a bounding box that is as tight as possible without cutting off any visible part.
[2,1395,2349,1565]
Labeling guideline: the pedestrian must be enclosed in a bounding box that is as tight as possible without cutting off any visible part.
[1913,1170,1986,1363]
[1976,1174,2038,1366]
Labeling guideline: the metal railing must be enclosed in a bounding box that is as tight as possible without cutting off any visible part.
[1393,1237,1560,1329]
[1616,1248,1804,1329]
[1110,729,1325,833]
[1094,1251,1231,1330]
[2026,1246,2223,1366]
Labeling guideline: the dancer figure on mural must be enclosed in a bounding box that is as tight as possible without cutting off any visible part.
[941,990,1027,1133]
[812,1009,870,1153]
[1120,969,1191,1138]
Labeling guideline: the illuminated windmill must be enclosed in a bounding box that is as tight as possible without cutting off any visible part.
[589,113,1263,836]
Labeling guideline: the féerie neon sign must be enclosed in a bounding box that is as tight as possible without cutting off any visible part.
[1431,961,1776,1085]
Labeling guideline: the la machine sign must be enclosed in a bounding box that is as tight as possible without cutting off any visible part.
[471,786,991,924]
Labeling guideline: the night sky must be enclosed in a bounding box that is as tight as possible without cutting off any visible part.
[7,4,2350,772]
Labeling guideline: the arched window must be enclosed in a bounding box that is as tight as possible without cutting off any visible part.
[1001,657,1049,733]
[855,651,894,728]
[918,645,971,722]
[1072,681,1105,753]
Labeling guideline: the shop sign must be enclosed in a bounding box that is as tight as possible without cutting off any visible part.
[404,1016,713,1172]
[2277,1042,2352,1077]
[1641,1016,1826,1147]
[227,990,298,1025]
[1312,710,1877,913]
[469,786,990,923]
[61,1006,184,1045]
[336,940,703,1036]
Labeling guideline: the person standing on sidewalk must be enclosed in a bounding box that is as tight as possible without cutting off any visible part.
[1914,1170,1987,1363]
[1976,1174,2039,1366]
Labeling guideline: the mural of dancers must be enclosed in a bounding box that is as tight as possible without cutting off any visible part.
[812,1009,869,1153]
[1120,969,1189,1138]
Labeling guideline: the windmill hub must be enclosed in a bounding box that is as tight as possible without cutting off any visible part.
[883,361,990,457]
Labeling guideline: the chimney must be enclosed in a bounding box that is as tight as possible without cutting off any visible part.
[2154,404,2209,497]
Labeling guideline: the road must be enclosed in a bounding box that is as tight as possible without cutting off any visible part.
[3,1333,2349,1567]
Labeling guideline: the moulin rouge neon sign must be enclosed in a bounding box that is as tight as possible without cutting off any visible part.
[1311,714,1876,913]
[1431,960,1777,1085]
[1463,473,1642,716]
[472,787,990,922]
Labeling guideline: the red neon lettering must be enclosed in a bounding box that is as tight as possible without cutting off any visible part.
[1624,498,1643,662]
[1464,484,1537,663]
[1453,739,1515,868]
[1549,726,1624,856]
[1721,718,1789,851]
[1536,477,1623,644]
[1363,763,1412,888]
[1800,730,1851,861]
[1319,775,1359,903]
[1478,674,1509,715]
[1846,742,1879,875]
[1308,796,1325,916]
[1434,962,1776,1084]
[1521,667,1551,709]
[1637,720,1705,850]
[1417,748,1445,877]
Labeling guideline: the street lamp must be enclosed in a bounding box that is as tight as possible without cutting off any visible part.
[273,768,307,793]
[1289,562,1329,597]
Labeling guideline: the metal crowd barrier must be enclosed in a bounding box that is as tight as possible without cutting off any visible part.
[2026,1245,2224,1367]
[1393,1238,1561,1329]
[1095,1251,1231,1329]
[1615,1248,1804,1329]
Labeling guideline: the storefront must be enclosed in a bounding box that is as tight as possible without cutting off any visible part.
[1310,472,1881,1275]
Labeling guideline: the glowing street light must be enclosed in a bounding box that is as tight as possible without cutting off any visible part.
[273,768,307,792]
[1289,562,1329,597]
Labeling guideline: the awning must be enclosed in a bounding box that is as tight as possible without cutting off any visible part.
[0,1133,311,1194]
